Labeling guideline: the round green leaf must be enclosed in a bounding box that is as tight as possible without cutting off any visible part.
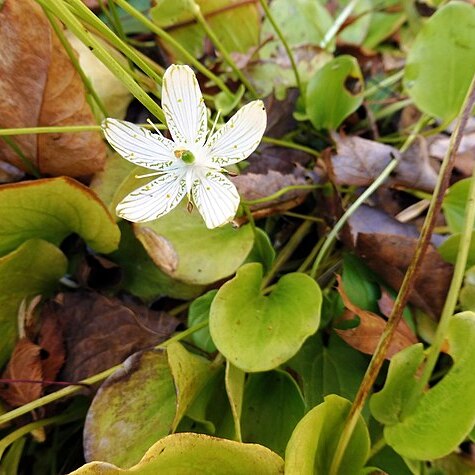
[403,2,475,122]
[372,312,475,460]
[70,433,284,474]
[187,290,218,353]
[285,394,370,475]
[241,371,305,456]
[210,263,322,372]
[442,178,472,234]
[0,239,67,367]
[84,349,176,468]
[134,203,254,285]
[306,55,364,130]
[0,177,120,256]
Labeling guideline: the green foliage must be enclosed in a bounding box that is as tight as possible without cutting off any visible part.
[285,394,370,475]
[210,263,322,372]
[403,1,475,122]
[0,239,67,367]
[305,55,364,130]
[371,312,475,460]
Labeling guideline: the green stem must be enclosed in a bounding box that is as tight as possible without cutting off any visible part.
[0,321,207,426]
[320,0,360,50]
[329,76,475,475]
[0,137,41,178]
[190,2,257,98]
[36,0,165,123]
[112,0,233,99]
[43,8,109,119]
[0,123,166,136]
[261,219,314,288]
[65,0,163,91]
[242,184,319,206]
[363,70,404,98]
[405,73,475,410]
[258,0,302,93]
[310,157,399,280]
[262,136,320,158]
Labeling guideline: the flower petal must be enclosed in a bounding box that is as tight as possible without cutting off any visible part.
[116,171,186,222]
[206,100,266,167]
[102,118,176,171]
[192,170,240,229]
[162,65,208,146]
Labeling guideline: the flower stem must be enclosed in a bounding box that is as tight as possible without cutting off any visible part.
[0,137,41,178]
[37,0,166,123]
[112,0,233,99]
[328,74,475,475]
[320,0,360,50]
[65,0,164,91]
[258,0,302,94]
[310,157,399,280]
[190,1,258,98]
[242,184,319,206]
[44,8,109,119]
[0,321,207,426]
[262,136,320,158]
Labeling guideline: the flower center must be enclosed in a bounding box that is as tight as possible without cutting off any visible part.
[175,149,195,164]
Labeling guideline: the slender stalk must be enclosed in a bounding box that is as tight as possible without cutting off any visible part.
[112,0,233,99]
[261,219,314,288]
[36,0,165,123]
[320,0,360,49]
[242,184,319,206]
[0,124,166,136]
[262,136,320,158]
[64,0,163,90]
[329,75,475,475]
[405,74,475,409]
[363,70,404,98]
[0,137,40,178]
[258,0,302,93]
[310,157,399,279]
[0,321,207,426]
[43,9,109,119]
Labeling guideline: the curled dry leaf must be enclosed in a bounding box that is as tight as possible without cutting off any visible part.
[0,338,43,407]
[45,291,179,382]
[0,0,106,177]
[335,275,417,359]
[329,133,437,192]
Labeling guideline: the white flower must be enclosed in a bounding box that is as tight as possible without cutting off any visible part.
[102,64,266,229]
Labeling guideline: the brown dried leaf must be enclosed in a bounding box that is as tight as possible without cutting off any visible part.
[0,0,106,177]
[38,312,65,382]
[335,276,417,359]
[44,291,180,382]
[0,338,43,407]
[329,133,437,192]
[356,233,453,319]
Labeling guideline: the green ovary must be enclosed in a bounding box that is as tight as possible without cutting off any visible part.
[181,150,195,164]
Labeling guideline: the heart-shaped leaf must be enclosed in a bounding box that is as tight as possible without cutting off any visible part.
[71,433,284,474]
[306,55,364,130]
[210,263,322,372]
[285,394,370,475]
[134,203,254,285]
[0,177,120,256]
[403,1,475,122]
[0,239,67,367]
[370,312,475,460]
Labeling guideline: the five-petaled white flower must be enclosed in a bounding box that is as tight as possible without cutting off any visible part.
[102,64,267,229]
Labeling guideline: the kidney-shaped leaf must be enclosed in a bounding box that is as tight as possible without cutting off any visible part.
[370,312,475,460]
[306,55,364,130]
[0,177,120,256]
[285,394,370,475]
[71,433,284,474]
[210,263,322,372]
[403,1,475,122]
[0,239,67,367]
[134,203,254,285]
[84,350,176,468]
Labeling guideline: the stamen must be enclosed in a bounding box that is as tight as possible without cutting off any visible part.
[208,110,222,139]
[147,118,162,135]
[187,201,194,213]
[135,171,162,179]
